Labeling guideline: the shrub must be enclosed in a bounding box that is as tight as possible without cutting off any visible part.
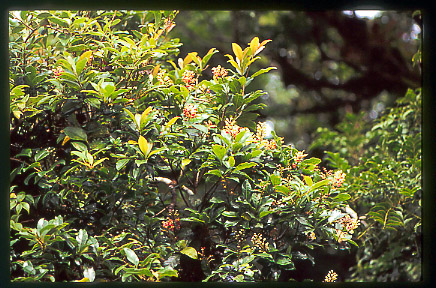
[10,10,360,282]
[311,87,422,281]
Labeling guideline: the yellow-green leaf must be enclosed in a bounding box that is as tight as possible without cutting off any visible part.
[164,116,180,131]
[181,247,198,259]
[78,50,93,62]
[183,53,195,67]
[140,107,153,129]
[249,37,259,56]
[152,65,160,78]
[228,155,235,167]
[75,277,90,282]
[189,52,201,66]
[225,55,242,75]
[138,136,149,157]
[181,158,191,170]
[304,176,313,187]
[232,43,243,61]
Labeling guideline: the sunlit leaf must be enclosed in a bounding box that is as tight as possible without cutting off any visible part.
[181,247,197,259]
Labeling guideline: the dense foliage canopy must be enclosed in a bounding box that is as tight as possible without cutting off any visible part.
[9,10,421,282]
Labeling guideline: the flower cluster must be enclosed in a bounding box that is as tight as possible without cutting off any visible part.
[204,120,216,135]
[337,214,360,234]
[198,246,214,263]
[234,229,246,250]
[292,150,308,168]
[182,70,196,90]
[156,70,173,86]
[162,217,181,232]
[331,170,346,188]
[53,67,63,78]
[251,233,269,252]
[319,167,333,179]
[307,231,316,241]
[256,122,267,140]
[183,103,197,119]
[199,84,211,94]
[335,229,347,243]
[323,270,338,282]
[223,117,248,138]
[319,167,346,188]
[252,122,280,150]
[211,65,228,80]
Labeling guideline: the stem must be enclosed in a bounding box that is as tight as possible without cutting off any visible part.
[199,179,221,212]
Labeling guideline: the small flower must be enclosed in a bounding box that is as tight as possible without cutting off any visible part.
[337,214,360,234]
[183,103,197,119]
[292,150,308,168]
[157,70,173,86]
[335,229,347,243]
[204,120,216,135]
[256,122,268,141]
[162,219,174,231]
[223,117,248,138]
[199,84,210,94]
[323,270,338,282]
[332,170,346,188]
[53,66,63,78]
[212,65,228,80]
[307,231,316,240]
[251,233,269,252]
[261,139,277,150]
[162,215,180,232]
[182,70,196,89]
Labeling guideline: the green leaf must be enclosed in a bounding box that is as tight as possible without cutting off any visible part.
[84,97,101,108]
[64,127,88,142]
[222,211,238,218]
[140,107,153,130]
[332,193,351,202]
[234,275,244,282]
[303,176,313,187]
[164,116,180,131]
[181,247,197,259]
[311,179,330,191]
[250,66,277,78]
[259,210,273,218]
[138,136,152,157]
[124,108,139,129]
[116,159,130,171]
[181,158,191,170]
[212,145,227,162]
[242,179,252,200]
[102,82,115,97]
[75,58,88,76]
[124,247,139,266]
[235,162,257,171]
[34,149,50,162]
[270,174,281,186]
[228,156,235,167]
[77,229,88,253]
[275,185,291,195]
[191,124,208,134]
[235,129,251,144]
[71,141,88,152]
[157,266,178,278]
[48,16,69,28]
[276,255,293,266]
